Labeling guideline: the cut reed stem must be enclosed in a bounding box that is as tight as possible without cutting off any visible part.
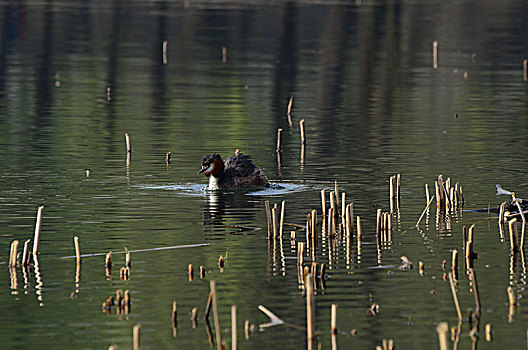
[32,206,44,256]
[9,240,19,267]
[231,305,237,350]
[21,239,31,267]
[331,304,338,334]
[125,133,132,153]
[265,201,272,239]
[416,196,434,227]
[205,290,213,320]
[305,273,315,342]
[433,41,438,69]
[509,218,519,252]
[276,128,282,153]
[133,324,141,350]
[172,300,178,323]
[299,119,306,144]
[279,201,286,238]
[74,236,81,265]
[210,281,223,350]
[448,272,463,321]
[162,40,168,64]
[436,322,449,350]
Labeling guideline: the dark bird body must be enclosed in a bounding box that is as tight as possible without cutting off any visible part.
[198,152,269,190]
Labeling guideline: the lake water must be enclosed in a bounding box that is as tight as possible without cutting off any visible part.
[1,0,528,349]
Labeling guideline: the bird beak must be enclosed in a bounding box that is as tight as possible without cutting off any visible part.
[198,163,213,175]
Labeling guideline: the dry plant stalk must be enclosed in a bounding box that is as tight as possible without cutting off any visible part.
[299,119,306,144]
[162,40,168,65]
[9,240,19,267]
[508,218,519,252]
[305,273,315,342]
[210,281,223,350]
[205,290,213,320]
[331,304,338,334]
[436,322,448,350]
[276,128,282,153]
[231,305,237,350]
[448,272,463,321]
[265,201,272,239]
[133,324,141,350]
[272,206,278,240]
[125,133,132,153]
[74,236,81,265]
[32,206,44,256]
[21,239,31,267]
[279,201,286,238]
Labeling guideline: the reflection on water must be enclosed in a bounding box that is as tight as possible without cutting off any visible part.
[1,0,528,348]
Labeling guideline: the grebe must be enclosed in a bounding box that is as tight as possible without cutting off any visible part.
[198,151,269,190]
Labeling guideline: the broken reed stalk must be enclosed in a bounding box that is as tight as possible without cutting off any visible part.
[133,324,141,350]
[425,183,430,205]
[299,119,306,144]
[433,41,438,69]
[9,240,19,267]
[265,201,272,239]
[498,202,507,224]
[507,286,516,306]
[125,133,132,153]
[188,264,194,281]
[451,249,458,279]
[509,218,519,252]
[210,281,223,350]
[272,206,278,240]
[125,247,131,267]
[205,291,213,320]
[172,301,178,323]
[321,189,326,222]
[105,252,112,267]
[276,128,282,153]
[32,206,44,256]
[376,209,382,237]
[222,46,227,63]
[166,152,171,165]
[514,200,526,249]
[524,60,528,82]
[287,96,294,115]
[334,181,339,214]
[279,200,286,238]
[21,239,31,267]
[416,196,434,227]
[357,216,362,254]
[231,305,237,350]
[74,236,81,265]
[468,268,481,316]
[448,272,463,321]
[305,273,315,342]
[331,304,338,334]
[436,322,449,350]
[466,224,476,261]
[162,40,168,64]
[485,323,492,342]
[345,203,353,238]
[341,192,346,227]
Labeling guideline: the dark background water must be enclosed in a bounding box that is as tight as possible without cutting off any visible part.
[1,0,528,349]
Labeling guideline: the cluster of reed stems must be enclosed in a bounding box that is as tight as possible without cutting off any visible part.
[432,175,464,211]
[8,206,45,298]
[102,289,131,315]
